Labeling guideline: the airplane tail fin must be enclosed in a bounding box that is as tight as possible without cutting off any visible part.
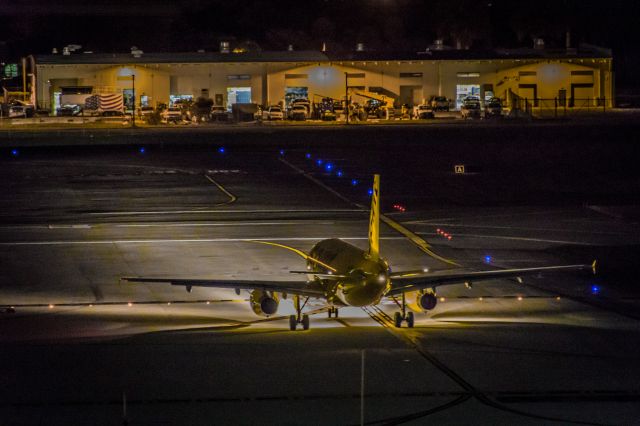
[368,174,380,261]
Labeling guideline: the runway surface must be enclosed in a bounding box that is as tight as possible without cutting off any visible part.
[1,128,639,425]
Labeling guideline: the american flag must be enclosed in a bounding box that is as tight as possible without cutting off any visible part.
[85,95,99,110]
[84,94,123,112]
[99,93,124,111]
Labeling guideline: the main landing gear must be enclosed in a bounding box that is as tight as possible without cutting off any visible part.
[393,293,415,328]
[327,306,339,318]
[289,295,311,331]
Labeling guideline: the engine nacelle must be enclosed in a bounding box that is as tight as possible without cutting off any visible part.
[249,290,279,317]
[417,293,438,311]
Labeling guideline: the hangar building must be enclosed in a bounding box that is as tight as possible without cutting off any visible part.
[29,43,613,114]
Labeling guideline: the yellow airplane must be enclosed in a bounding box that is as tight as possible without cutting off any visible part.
[123,175,595,331]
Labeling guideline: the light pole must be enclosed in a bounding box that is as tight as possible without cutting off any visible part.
[131,73,136,128]
[345,72,349,125]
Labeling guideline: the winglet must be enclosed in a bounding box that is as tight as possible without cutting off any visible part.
[368,174,380,261]
[592,260,597,275]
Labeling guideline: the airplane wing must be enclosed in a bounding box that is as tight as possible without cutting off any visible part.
[386,261,596,296]
[121,277,324,298]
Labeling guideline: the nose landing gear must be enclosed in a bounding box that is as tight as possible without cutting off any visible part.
[327,306,339,318]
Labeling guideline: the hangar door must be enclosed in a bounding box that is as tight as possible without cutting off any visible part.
[570,84,594,107]
[399,86,422,107]
[518,84,538,107]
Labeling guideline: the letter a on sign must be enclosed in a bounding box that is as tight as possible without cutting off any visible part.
[454,165,465,174]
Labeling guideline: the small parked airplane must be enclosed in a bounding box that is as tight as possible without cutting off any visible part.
[123,175,595,330]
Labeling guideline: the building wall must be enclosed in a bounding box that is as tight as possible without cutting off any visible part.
[35,56,613,112]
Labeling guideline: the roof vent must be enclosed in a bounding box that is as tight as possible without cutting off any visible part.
[220,41,230,53]
[356,43,364,52]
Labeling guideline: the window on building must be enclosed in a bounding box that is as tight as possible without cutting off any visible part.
[227,75,251,80]
[285,74,308,79]
[571,70,594,76]
[457,72,480,78]
[399,72,423,78]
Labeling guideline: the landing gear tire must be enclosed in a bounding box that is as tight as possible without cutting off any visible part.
[289,315,297,331]
[394,312,403,328]
[406,311,415,328]
[328,307,339,318]
[302,314,310,330]
[334,309,339,318]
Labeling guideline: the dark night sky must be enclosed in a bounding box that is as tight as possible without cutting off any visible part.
[1,0,639,88]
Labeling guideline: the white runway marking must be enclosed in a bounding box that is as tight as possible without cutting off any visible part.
[115,221,336,228]
[410,222,630,236]
[420,232,597,246]
[0,236,406,246]
[87,209,362,216]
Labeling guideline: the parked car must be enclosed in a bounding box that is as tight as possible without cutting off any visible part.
[413,104,435,119]
[262,106,284,120]
[102,110,125,117]
[137,106,154,118]
[161,107,183,123]
[429,96,450,111]
[461,96,482,119]
[8,104,35,118]
[57,104,82,116]
[288,105,308,121]
[211,105,230,121]
[484,98,502,118]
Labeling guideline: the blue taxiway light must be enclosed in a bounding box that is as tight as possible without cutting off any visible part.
[316,159,323,166]
[591,285,600,295]
[337,170,343,177]
[485,256,492,263]
[218,147,226,154]
[351,179,358,186]
[368,188,373,196]
[139,147,146,154]
[306,153,312,159]
[11,149,19,156]
[279,149,285,155]
[325,163,333,171]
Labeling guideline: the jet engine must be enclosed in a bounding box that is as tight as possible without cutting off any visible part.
[416,293,437,311]
[249,290,279,317]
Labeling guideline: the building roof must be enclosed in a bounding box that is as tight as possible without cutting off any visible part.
[33,44,612,66]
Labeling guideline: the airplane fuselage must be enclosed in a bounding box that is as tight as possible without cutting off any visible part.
[308,238,390,307]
